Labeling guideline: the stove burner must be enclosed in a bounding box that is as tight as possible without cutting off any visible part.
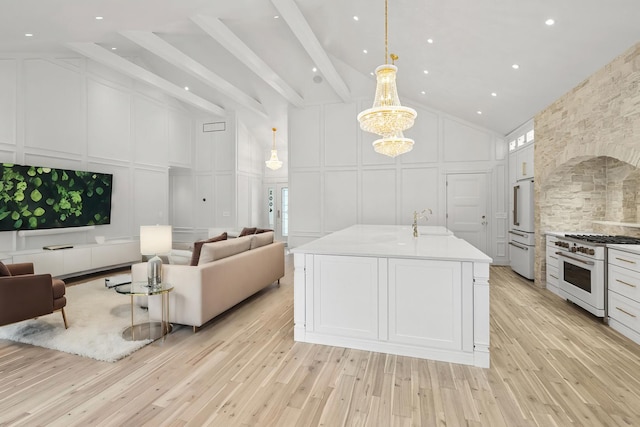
[563,234,640,244]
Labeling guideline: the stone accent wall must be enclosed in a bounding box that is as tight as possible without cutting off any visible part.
[534,42,640,286]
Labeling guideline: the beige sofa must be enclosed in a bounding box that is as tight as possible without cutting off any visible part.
[131,233,285,330]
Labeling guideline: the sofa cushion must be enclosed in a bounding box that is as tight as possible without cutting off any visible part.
[251,231,274,249]
[238,227,257,237]
[190,232,227,266]
[0,261,10,277]
[168,249,192,265]
[199,235,252,264]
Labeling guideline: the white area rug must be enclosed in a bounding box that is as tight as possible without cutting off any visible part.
[0,279,152,362]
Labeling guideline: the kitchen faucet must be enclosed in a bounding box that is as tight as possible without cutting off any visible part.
[412,208,433,237]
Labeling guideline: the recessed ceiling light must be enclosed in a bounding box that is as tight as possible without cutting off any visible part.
[545,18,555,26]
[95,16,103,20]
[512,64,520,69]
[427,38,434,44]
[25,33,33,37]
[312,67,317,72]
[111,47,117,50]
[491,92,497,97]
[363,49,368,54]
[274,15,279,19]
[353,16,359,21]
[184,87,189,91]
[477,111,482,115]
[423,70,429,75]
[370,72,374,76]
[421,91,426,95]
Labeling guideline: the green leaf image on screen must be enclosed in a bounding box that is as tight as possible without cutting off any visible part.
[0,163,113,231]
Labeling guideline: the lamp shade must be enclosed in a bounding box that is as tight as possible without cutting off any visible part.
[140,225,172,255]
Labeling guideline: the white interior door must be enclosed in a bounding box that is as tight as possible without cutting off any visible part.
[267,183,288,243]
[446,173,489,253]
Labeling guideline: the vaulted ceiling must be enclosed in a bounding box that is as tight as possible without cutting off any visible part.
[2,0,639,149]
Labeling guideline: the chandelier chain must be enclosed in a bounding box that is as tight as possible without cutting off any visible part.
[384,0,388,64]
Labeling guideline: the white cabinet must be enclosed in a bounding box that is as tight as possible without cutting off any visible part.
[311,255,379,340]
[9,240,140,279]
[388,258,465,351]
[12,250,65,276]
[608,248,640,344]
[545,235,561,296]
[516,143,534,181]
[294,252,489,367]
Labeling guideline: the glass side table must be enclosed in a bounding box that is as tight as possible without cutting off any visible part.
[114,282,174,341]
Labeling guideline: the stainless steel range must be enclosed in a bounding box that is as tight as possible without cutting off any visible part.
[554,234,640,318]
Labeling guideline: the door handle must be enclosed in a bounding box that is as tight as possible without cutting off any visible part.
[556,251,595,266]
[509,242,528,251]
[513,185,520,226]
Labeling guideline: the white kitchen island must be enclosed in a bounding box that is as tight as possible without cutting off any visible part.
[291,225,492,368]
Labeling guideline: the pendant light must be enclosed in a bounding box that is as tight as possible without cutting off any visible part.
[265,127,283,171]
[357,0,417,158]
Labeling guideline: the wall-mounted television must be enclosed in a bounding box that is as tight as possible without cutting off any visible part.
[0,163,113,231]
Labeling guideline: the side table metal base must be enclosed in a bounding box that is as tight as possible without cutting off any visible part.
[122,322,173,341]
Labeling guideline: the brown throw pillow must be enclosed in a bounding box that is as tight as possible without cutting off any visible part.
[255,228,273,234]
[0,261,10,277]
[189,232,227,266]
[238,227,257,237]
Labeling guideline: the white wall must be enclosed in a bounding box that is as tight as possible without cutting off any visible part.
[288,100,509,264]
[0,56,196,252]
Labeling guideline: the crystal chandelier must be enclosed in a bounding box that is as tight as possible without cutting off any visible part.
[357,0,417,158]
[265,127,283,170]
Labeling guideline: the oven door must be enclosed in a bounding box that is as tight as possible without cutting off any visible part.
[557,251,605,316]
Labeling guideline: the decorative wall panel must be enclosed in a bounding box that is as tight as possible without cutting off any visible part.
[0,59,16,145]
[24,59,82,154]
[87,80,131,162]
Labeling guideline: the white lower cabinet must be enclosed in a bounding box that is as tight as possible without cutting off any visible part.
[388,258,464,351]
[608,248,640,344]
[545,235,561,296]
[9,241,140,278]
[294,252,487,367]
[312,255,379,340]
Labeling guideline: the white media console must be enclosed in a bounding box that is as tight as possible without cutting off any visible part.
[3,240,140,279]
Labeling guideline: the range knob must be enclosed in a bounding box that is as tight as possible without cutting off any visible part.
[570,247,577,252]
[588,249,595,255]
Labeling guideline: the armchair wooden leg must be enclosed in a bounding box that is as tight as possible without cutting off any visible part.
[60,307,68,329]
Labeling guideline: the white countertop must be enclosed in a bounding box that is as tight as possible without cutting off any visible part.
[607,244,640,255]
[292,224,492,263]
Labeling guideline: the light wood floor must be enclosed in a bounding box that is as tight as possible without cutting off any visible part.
[2,258,640,426]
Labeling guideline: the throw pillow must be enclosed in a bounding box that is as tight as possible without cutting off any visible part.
[250,231,274,249]
[238,227,257,237]
[168,249,193,265]
[199,235,252,264]
[189,232,227,266]
[255,228,273,234]
[0,261,11,277]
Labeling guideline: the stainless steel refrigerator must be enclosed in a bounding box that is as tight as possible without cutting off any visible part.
[509,179,534,279]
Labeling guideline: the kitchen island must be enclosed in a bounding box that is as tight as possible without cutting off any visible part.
[291,225,492,368]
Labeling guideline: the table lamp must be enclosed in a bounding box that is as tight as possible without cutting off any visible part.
[140,225,172,289]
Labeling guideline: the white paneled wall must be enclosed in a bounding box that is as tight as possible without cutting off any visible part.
[0,60,16,145]
[87,79,132,162]
[288,100,509,264]
[0,56,197,252]
[24,59,83,155]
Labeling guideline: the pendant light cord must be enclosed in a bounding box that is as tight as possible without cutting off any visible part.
[384,0,388,64]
